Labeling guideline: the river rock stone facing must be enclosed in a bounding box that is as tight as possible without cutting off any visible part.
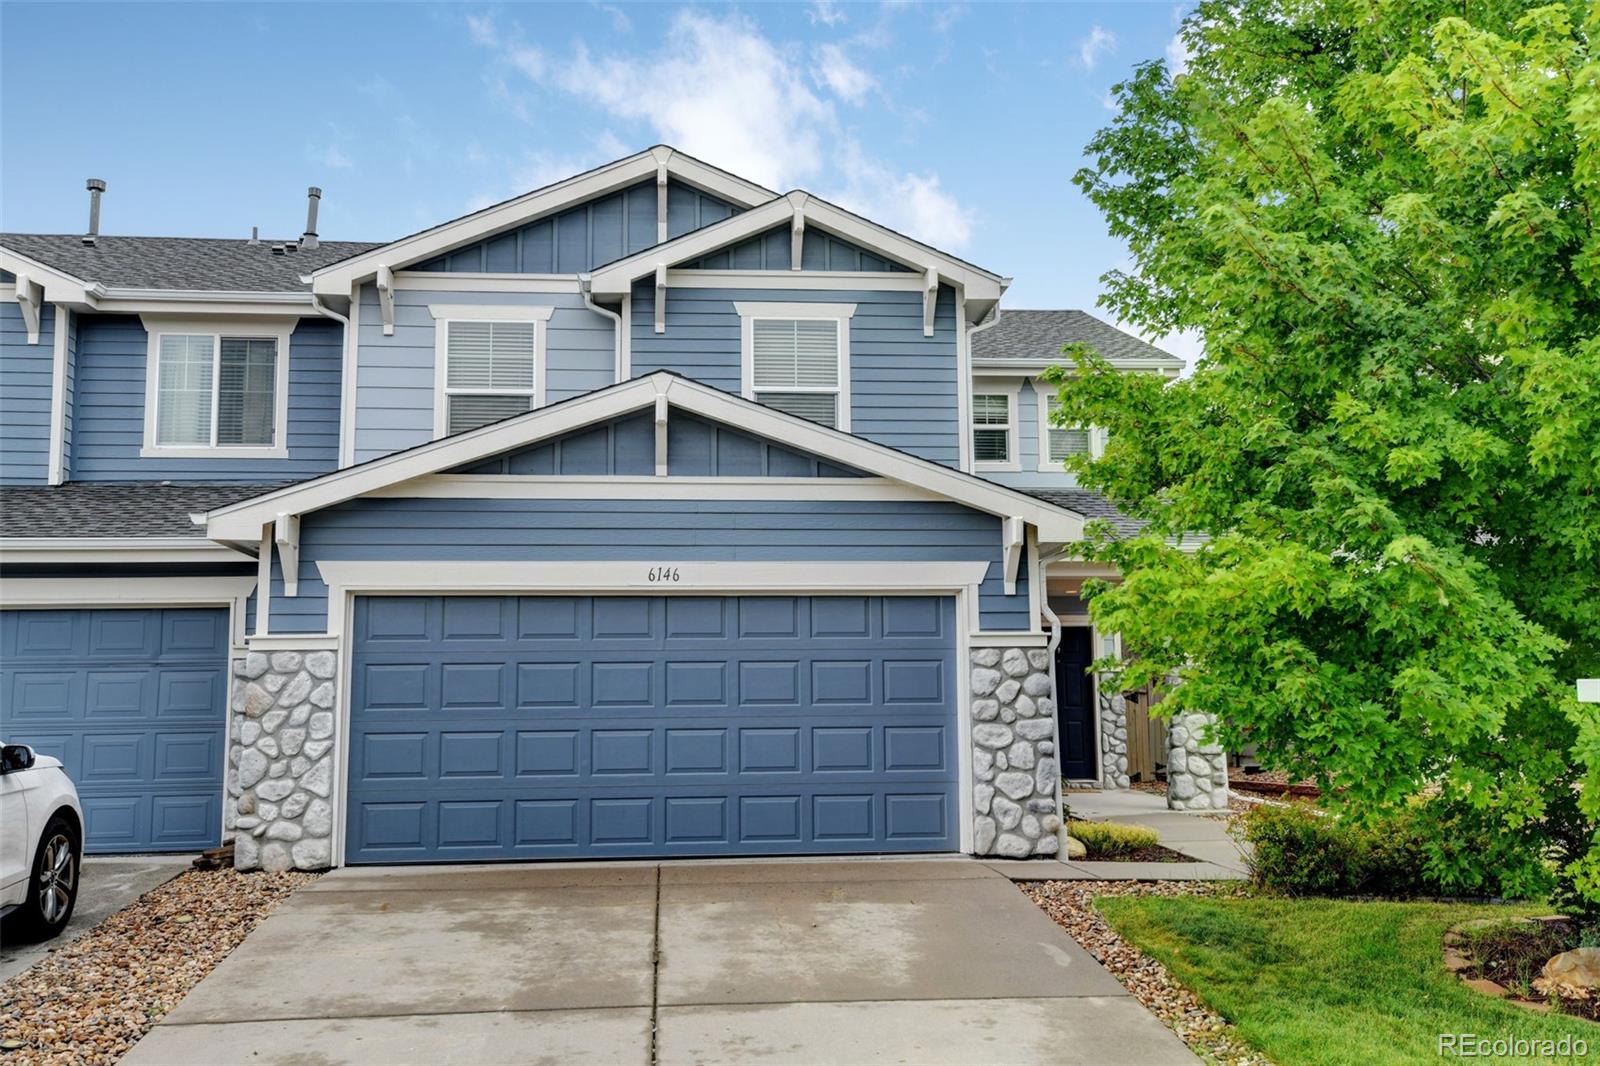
[1166,710,1229,810]
[969,647,1060,858]
[227,650,338,870]
[1095,680,1131,789]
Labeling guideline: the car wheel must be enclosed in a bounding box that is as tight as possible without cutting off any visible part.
[17,816,79,940]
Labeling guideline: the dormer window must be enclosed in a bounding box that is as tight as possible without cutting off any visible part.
[141,318,290,458]
[736,302,855,431]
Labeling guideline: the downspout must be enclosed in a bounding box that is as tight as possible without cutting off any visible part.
[310,294,353,466]
[580,275,624,382]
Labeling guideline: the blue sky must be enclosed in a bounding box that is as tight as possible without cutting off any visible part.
[1,1,1194,356]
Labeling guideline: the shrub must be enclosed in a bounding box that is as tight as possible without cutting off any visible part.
[1068,819,1159,859]
[1236,802,1542,900]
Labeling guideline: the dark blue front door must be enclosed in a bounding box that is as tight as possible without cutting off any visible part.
[345,594,959,863]
[1,608,228,853]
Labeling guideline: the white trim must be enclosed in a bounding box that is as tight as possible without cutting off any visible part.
[253,526,272,637]
[12,273,43,343]
[138,316,293,460]
[1026,528,1041,636]
[969,631,1051,648]
[339,285,362,468]
[203,373,1086,541]
[246,633,340,651]
[666,270,925,291]
[309,147,776,297]
[618,295,632,380]
[0,248,92,307]
[394,273,582,293]
[0,537,253,564]
[735,303,855,433]
[47,304,69,485]
[366,475,949,503]
[376,264,395,336]
[588,192,1006,314]
[955,291,972,474]
[0,574,254,618]
[970,383,1021,473]
[429,310,552,439]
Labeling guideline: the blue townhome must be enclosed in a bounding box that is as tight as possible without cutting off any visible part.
[0,146,1209,872]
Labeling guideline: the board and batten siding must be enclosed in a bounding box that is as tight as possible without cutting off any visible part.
[70,314,342,481]
[0,277,55,485]
[352,286,615,463]
[629,284,962,467]
[412,179,739,275]
[264,497,1030,635]
[684,224,912,273]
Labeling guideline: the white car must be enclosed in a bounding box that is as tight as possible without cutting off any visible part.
[0,744,83,940]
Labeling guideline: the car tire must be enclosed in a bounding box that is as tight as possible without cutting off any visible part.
[15,815,80,940]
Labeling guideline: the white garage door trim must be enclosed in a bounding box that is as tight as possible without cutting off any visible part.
[317,560,988,868]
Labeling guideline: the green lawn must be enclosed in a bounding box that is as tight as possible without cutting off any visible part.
[1095,895,1597,1065]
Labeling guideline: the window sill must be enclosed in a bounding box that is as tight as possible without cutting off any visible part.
[974,461,1021,473]
[140,445,289,460]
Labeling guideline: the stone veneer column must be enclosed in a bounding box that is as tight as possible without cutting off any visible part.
[968,647,1061,858]
[1165,710,1229,811]
[226,650,338,870]
[1095,680,1131,789]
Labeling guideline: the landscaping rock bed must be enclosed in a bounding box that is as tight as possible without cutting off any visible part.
[0,868,316,1064]
[1446,916,1600,1022]
[1022,879,1272,1066]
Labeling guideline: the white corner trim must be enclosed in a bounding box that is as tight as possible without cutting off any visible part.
[0,537,254,565]
[618,294,633,381]
[137,316,293,460]
[340,284,363,468]
[315,560,992,639]
[430,314,550,440]
[427,304,557,322]
[47,304,69,485]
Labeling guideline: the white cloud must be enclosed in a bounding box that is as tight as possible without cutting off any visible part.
[1076,25,1116,70]
[320,144,353,170]
[466,9,974,249]
[807,0,846,27]
[815,43,875,104]
[591,2,632,33]
[1165,32,1191,76]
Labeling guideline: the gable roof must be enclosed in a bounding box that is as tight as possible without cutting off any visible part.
[972,309,1181,368]
[0,234,378,293]
[203,371,1083,542]
[585,191,1007,315]
[309,146,777,296]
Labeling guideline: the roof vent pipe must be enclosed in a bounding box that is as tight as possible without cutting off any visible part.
[83,178,106,246]
[249,226,260,245]
[301,186,321,250]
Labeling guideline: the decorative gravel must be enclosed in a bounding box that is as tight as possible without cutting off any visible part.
[1022,880,1273,1066]
[0,868,317,1065]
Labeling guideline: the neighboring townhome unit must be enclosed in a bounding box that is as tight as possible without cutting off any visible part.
[0,146,1216,874]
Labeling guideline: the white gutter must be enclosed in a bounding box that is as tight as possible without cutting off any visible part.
[0,537,254,565]
[579,275,625,382]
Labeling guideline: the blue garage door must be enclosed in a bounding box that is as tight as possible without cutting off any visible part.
[347,595,959,863]
[1,608,228,853]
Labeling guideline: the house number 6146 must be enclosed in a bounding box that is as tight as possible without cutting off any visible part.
[647,566,680,583]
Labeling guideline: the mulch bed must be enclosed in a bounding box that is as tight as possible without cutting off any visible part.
[0,868,317,1065]
[1086,844,1196,864]
[1022,880,1272,1066]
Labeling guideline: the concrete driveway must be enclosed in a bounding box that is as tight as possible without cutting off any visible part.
[123,858,1196,1065]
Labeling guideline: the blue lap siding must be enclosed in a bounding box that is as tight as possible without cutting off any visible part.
[265,497,1028,635]
[0,280,54,485]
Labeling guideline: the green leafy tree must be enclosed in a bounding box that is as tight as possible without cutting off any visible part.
[1056,0,1600,906]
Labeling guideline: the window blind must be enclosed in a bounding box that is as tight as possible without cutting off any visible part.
[972,393,1010,462]
[1045,397,1091,461]
[752,319,839,389]
[156,335,215,446]
[218,337,277,445]
[445,320,538,434]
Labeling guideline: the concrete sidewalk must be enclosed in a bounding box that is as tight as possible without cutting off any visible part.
[123,858,1198,1065]
[1060,790,1250,880]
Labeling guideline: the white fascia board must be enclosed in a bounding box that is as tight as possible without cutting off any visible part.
[588,193,1006,311]
[0,538,254,565]
[0,247,94,307]
[205,371,1086,541]
[310,148,777,297]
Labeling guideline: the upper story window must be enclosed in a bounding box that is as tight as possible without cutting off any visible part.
[429,304,555,437]
[735,302,855,431]
[141,318,290,458]
[971,389,1019,471]
[1040,392,1095,471]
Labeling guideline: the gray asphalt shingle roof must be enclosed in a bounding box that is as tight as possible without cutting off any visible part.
[1020,488,1146,536]
[0,234,382,292]
[972,309,1179,365]
[0,483,285,539]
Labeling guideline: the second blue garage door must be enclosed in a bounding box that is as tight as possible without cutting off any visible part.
[346,594,959,863]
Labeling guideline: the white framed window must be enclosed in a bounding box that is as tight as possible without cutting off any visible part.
[971,385,1020,472]
[1037,388,1098,471]
[140,317,291,458]
[735,301,855,430]
[429,304,554,437]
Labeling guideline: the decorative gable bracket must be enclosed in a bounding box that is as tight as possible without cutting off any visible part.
[923,267,938,338]
[274,512,300,597]
[12,272,43,344]
[376,264,395,336]
[1002,516,1026,595]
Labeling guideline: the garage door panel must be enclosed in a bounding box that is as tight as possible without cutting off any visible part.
[1,607,227,853]
[347,595,958,863]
